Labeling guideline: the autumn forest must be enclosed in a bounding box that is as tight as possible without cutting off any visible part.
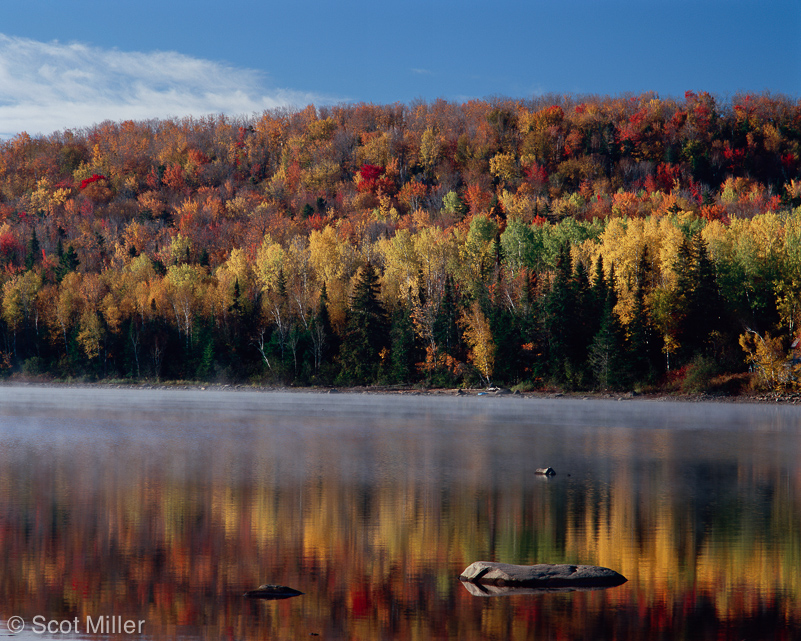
[2,91,801,391]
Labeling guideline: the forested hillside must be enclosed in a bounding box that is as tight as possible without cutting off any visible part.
[1,91,800,391]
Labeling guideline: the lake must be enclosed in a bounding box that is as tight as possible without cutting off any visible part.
[1,386,800,640]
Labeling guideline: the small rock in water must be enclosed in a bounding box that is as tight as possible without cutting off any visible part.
[244,584,304,599]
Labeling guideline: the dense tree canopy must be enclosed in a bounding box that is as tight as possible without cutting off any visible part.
[1,91,800,390]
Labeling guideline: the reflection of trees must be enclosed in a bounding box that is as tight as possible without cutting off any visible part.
[0,438,800,640]
[564,458,801,629]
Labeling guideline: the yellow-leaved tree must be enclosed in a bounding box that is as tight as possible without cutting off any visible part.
[460,301,495,386]
[739,330,798,391]
[308,226,354,327]
[164,264,207,346]
[377,228,420,305]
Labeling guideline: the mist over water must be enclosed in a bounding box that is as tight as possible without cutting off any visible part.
[1,386,800,640]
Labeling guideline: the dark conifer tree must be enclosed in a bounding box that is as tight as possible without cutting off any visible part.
[25,228,40,271]
[627,246,659,384]
[434,274,459,357]
[276,268,287,303]
[223,277,244,363]
[516,268,546,381]
[591,254,608,321]
[230,278,242,318]
[270,268,290,365]
[569,258,594,383]
[339,263,390,383]
[389,300,417,384]
[627,289,656,385]
[318,283,333,340]
[606,264,619,310]
[309,282,336,380]
[672,232,722,362]
[488,289,520,384]
[416,269,427,309]
[691,232,722,350]
[589,294,627,390]
[55,243,80,282]
[196,333,216,381]
[627,246,660,383]
[544,242,575,384]
[673,234,698,358]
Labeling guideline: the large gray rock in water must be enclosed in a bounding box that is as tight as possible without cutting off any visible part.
[459,562,626,588]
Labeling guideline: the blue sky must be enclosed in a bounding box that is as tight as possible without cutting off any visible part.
[1,0,799,138]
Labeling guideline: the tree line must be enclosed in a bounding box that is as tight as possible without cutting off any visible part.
[0,91,800,390]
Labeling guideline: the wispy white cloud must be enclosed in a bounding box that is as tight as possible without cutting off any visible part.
[0,34,333,138]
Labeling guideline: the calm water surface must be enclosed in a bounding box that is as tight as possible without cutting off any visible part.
[1,386,800,640]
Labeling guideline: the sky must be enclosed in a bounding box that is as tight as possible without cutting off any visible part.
[1,0,799,138]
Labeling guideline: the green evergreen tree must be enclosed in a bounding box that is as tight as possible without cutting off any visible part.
[268,268,290,366]
[488,302,524,385]
[317,282,334,350]
[672,232,722,362]
[589,296,627,390]
[197,339,215,381]
[311,282,336,379]
[591,254,608,320]
[223,277,244,366]
[544,242,575,385]
[606,264,619,309]
[230,278,242,318]
[276,268,287,302]
[513,268,546,380]
[389,303,417,384]
[25,228,40,271]
[691,232,722,348]
[569,258,594,382]
[434,274,459,357]
[339,263,390,383]
[626,246,659,384]
[674,233,695,316]
[55,243,80,282]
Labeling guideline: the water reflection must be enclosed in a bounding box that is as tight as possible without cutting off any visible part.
[1,387,800,639]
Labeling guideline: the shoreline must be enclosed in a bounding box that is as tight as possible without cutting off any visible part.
[2,378,799,406]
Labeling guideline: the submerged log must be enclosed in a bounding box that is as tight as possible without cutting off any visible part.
[244,584,304,599]
[459,562,626,588]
